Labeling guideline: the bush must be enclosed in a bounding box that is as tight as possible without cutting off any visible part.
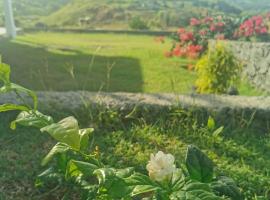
[195,43,242,94]
[129,17,149,30]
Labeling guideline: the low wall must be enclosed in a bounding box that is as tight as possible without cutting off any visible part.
[209,40,270,93]
[1,92,270,134]
[23,28,174,36]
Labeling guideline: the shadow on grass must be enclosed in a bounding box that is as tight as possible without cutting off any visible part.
[0,39,143,92]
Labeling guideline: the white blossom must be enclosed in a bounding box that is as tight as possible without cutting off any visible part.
[146,151,176,182]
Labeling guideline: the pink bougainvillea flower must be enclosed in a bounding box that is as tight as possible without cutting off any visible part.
[199,29,208,36]
[260,27,268,34]
[203,17,214,23]
[180,32,194,42]
[210,24,216,32]
[177,28,186,34]
[190,18,201,26]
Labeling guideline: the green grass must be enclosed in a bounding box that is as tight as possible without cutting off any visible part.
[0,108,270,200]
[0,32,262,95]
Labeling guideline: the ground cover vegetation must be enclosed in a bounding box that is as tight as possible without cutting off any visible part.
[0,32,261,96]
[0,61,270,200]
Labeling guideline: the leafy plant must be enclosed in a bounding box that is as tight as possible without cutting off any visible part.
[0,61,242,199]
[195,43,242,94]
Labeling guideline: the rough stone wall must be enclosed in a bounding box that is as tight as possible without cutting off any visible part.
[1,92,270,134]
[209,40,270,93]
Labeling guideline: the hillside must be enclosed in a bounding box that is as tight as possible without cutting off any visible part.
[38,0,231,29]
[0,0,70,26]
[39,0,270,29]
[0,0,269,29]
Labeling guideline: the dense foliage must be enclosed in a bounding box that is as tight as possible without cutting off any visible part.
[166,15,240,59]
[195,43,242,94]
[167,12,270,60]
[0,61,245,199]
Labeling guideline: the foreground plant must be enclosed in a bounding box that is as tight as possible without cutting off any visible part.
[0,61,242,199]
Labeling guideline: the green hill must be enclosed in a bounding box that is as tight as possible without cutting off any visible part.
[0,0,70,26]
[39,0,270,29]
[0,0,269,29]
[38,0,232,29]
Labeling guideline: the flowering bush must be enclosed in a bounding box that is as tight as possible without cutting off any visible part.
[234,14,269,41]
[0,61,243,199]
[167,13,270,61]
[168,15,240,60]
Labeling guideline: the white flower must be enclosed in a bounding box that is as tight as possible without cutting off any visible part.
[146,151,176,182]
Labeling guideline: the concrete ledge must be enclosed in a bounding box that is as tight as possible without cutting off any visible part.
[1,92,270,133]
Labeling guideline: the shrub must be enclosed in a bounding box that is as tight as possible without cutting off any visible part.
[168,15,241,60]
[195,43,242,94]
[129,17,149,30]
[234,14,269,41]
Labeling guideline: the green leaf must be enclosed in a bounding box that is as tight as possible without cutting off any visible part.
[207,116,216,130]
[0,104,29,113]
[185,145,214,183]
[170,181,223,200]
[94,168,115,185]
[125,173,159,197]
[66,160,98,179]
[10,110,54,130]
[212,127,224,137]
[0,83,38,110]
[0,62,10,85]
[79,128,94,151]
[171,169,186,191]
[211,176,243,200]
[115,167,134,178]
[41,116,81,150]
[41,143,71,166]
[94,168,132,198]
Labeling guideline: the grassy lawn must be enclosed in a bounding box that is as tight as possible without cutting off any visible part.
[0,109,270,200]
[0,32,262,95]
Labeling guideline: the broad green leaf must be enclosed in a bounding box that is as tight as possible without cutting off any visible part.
[116,167,134,178]
[125,173,159,197]
[211,176,243,200]
[212,127,224,137]
[185,145,214,183]
[171,169,185,191]
[41,116,81,150]
[170,181,223,200]
[0,83,38,110]
[10,110,54,130]
[35,167,63,187]
[66,160,98,179]
[41,143,70,166]
[79,128,94,151]
[93,168,133,198]
[94,168,115,185]
[0,104,29,113]
[0,62,10,85]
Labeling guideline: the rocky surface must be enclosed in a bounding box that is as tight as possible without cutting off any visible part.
[1,91,270,133]
[1,91,270,111]
[210,40,270,93]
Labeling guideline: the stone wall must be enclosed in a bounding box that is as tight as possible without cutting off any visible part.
[209,40,270,93]
[1,92,270,134]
